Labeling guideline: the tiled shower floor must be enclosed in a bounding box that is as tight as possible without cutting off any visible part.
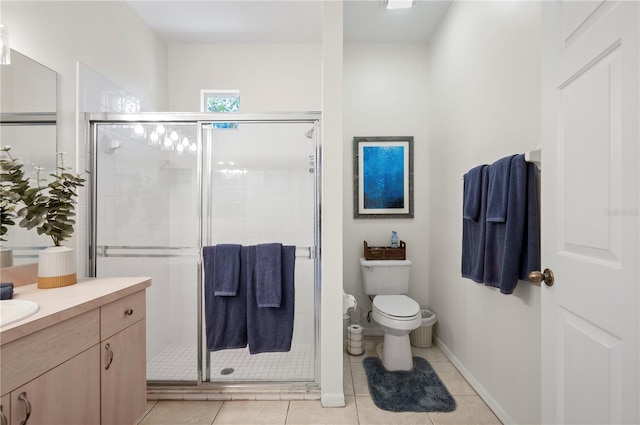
[148,344,198,381]
[147,344,314,382]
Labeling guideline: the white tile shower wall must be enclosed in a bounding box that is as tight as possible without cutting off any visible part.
[87,116,198,362]
[76,63,149,278]
[210,123,316,346]
[95,123,200,360]
[169,257,198,346]
[166,146,199,346]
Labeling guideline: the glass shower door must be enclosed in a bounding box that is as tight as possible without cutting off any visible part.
[202,120,318,383]
[93,121,200,382]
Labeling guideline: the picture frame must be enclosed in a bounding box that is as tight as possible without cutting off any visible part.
[353,136,414,219]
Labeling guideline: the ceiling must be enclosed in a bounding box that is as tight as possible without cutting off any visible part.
[127,0,453,44]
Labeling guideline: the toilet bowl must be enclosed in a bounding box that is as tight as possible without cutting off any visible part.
[360,258,422,371]
[371,294,421,371]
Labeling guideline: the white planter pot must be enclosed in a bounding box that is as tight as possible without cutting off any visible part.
[37,246,77,289]
[0,248,13,268]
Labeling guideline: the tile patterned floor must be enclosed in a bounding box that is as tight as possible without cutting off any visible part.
[209,343,314,381]
[148,344,198,381]
[148,343,314,382]
[138,338,502,425]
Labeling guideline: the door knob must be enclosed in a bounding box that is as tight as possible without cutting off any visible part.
[529,269,554,287]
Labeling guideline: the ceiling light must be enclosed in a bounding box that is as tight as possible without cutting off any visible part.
[386,0,414,10]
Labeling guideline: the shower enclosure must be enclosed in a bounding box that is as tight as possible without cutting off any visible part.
[89,113,320,388]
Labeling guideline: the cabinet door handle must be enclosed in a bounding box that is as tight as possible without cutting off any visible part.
[124,308,134,316]
[0,404,7,425]
[18,392,31,425]
[105,343,114,370]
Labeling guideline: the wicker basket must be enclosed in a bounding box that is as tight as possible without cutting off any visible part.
[363,240,406,260]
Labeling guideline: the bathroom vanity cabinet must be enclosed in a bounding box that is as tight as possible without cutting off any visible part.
[0,277,150,425]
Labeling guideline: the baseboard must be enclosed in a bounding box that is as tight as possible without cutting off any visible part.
[434,336,516,425]
[321,393,346,407]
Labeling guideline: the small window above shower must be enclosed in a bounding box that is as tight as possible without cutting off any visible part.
[200,89,240,129]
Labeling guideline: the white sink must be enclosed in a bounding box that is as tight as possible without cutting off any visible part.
[0,300,40,327]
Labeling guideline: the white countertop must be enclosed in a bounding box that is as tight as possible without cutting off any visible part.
[0,277,151,345]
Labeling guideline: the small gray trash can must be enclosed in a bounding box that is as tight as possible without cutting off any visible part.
[410,309,437,348]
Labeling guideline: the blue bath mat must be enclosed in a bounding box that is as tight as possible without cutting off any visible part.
[362,356,456,412]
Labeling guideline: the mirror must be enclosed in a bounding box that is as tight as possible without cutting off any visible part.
[1,49,57,266]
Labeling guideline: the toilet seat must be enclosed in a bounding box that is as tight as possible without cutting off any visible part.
[373,295,420,321]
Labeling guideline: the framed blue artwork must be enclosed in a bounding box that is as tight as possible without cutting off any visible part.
[353,136,414,219]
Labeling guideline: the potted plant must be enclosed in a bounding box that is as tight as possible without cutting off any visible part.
[0,146,29,267]
[19,152,85,288]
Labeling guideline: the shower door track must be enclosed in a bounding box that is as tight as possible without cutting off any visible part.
[89,112,322,394]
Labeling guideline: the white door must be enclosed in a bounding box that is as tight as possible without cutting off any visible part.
[541,1,639,424]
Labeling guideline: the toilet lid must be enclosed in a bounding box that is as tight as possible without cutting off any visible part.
[373,295,420,319]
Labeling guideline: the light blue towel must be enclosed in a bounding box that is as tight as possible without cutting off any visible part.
[463,164,486,221]
[461,165,488,283]
[486,155,515,223]
[204,246,247,351]
[484,155,540,294]
[247,245,296,354]
[256,243,283,307]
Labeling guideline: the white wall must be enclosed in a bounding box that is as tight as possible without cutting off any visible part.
[320,0,345,407]
[168,44,321,112]
[427,2,541,424]
[2,1,168,270]
[343,44,430,331]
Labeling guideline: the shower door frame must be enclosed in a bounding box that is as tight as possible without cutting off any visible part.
[88,112,322,389]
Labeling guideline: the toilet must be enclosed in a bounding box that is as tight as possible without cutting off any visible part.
[360,258,421,371]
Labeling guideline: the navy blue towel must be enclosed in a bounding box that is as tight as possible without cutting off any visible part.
[246,245,296,354]
[1,282,14,300]
[204,246,247,351]
[484,155,540,294]
[210,244,242,296]
[463,164,486,221]
[486,155,514,223]
[255,243,283,307]
[461,165,488,283]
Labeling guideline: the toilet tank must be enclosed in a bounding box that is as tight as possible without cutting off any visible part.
[360,258,412,295]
